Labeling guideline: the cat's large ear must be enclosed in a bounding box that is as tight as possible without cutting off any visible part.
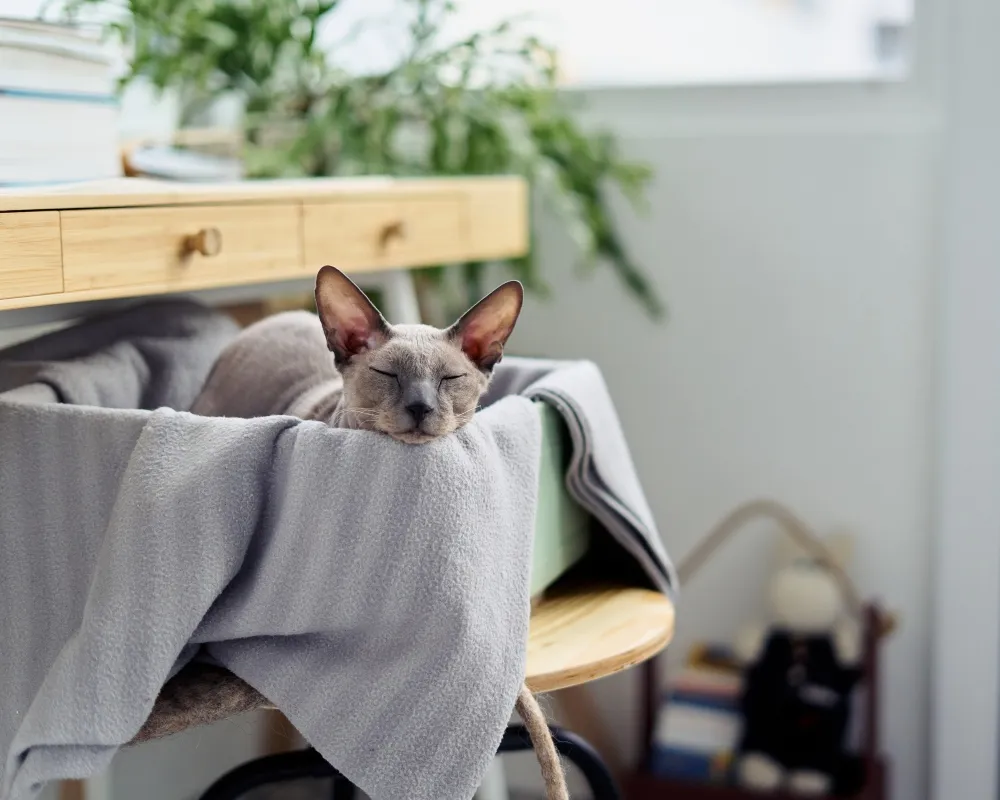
[315,265,389,365]
[448,281,523,372]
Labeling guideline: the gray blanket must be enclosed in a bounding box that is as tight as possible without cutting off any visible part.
[0,301,674,800]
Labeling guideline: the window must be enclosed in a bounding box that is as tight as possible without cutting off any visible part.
[324,0,912,86]
[449,0,913,86]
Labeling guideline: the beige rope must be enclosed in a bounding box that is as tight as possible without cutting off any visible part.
[675,498,865,618]
[516,684,569,800]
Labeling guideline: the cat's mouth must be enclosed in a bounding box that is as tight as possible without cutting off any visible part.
[387,428,439,445]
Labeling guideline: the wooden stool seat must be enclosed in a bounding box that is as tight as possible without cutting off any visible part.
[526,584,675,693]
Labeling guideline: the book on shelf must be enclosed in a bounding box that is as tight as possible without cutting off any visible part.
[649,653,745,784]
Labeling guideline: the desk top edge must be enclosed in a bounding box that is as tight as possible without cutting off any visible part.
[0,175,526,213]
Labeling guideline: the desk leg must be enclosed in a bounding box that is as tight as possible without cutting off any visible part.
[358,269,422,325]
[63,771,110,800]
[58,778,107,800]
[57,781,85,800]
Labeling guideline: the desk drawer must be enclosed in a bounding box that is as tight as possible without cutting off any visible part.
[0,211,63,300]
[302,197,467,271]
[61,204,302,293]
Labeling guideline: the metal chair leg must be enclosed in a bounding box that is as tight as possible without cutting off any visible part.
[198,748,343,800]
[198,723,620,800]
[331,777,357,800]
[499,724,621,800]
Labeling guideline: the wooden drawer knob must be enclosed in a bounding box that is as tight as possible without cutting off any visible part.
[378,220,406,249]
[182,227,223,257]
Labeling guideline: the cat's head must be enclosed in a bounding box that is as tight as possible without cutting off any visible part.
[315,265,523,444]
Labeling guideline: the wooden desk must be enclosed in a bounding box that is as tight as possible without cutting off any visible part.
[0,176,527,313]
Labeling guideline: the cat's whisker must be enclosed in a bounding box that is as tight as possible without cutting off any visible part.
[345,407,380,422]
[343,407,389,433]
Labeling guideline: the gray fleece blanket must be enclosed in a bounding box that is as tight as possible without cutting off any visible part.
[0,301,674,800]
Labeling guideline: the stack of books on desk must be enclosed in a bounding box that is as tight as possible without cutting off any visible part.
[0,17,119,186]
[649,648,744,784]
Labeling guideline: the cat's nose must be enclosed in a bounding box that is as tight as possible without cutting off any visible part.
[406,401,433,426]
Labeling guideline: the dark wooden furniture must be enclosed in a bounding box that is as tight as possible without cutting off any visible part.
[623,604,890,800]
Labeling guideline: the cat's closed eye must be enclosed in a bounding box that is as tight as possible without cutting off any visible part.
[439,374,466,388]
[369,367,398,379]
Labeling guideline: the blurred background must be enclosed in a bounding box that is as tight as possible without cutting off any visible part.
[3,0,996,798]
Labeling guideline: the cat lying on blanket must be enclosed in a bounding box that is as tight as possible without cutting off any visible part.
[188,265,569,800]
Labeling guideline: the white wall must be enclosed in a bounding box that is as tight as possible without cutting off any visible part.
[501,89,939,800]
[931,0,1000,797]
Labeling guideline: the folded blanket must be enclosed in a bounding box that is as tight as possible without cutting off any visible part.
[486,358,676,595]
[0,300,238,409]
[0,302,674,800]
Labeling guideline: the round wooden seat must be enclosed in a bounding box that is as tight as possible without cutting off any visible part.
[526,584,675,693]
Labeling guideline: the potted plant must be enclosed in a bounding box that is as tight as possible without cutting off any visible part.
[60,0,662,322]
